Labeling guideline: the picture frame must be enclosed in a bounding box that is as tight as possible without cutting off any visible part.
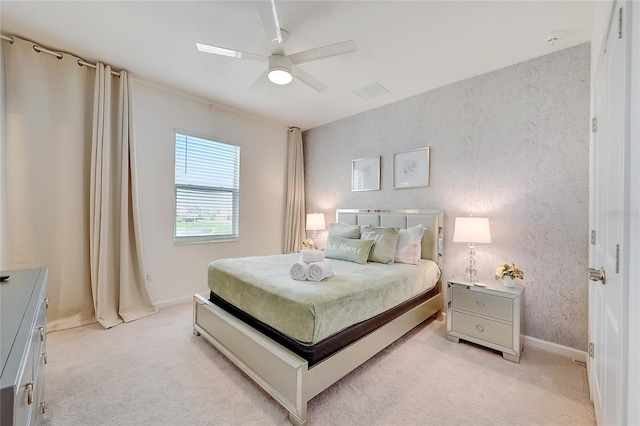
[393,147,430,189]
[352,156,380,191]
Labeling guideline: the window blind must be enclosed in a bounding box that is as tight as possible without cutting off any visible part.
[174,133,240,242]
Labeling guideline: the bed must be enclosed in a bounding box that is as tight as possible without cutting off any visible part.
[193,208,444,425]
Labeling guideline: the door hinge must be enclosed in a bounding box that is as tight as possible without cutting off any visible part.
[589,342,594,358]
[616,244,620,273]
[592,117,597,132]
[618,7,623,39]
[590,230,596,245]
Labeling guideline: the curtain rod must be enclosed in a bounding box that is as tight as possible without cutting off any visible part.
[2,33,289,129]
[1,34,121,77]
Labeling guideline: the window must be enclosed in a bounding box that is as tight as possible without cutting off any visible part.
[174,132,240,242]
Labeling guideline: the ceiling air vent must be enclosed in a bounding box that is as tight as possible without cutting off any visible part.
[353,82,390,101]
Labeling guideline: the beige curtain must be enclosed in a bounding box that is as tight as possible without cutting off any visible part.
[2,37,156,330]
[283,127,306,253]
[3,37,95,330]
[90,64,157,328]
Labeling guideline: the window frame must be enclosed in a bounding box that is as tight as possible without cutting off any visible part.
[173,130,240,244]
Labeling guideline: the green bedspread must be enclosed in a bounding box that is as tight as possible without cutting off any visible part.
[207,253,441,344]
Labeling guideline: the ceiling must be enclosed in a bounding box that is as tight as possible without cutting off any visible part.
[1,1,594,131]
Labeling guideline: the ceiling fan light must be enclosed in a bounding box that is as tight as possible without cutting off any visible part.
[268,67,293,85]
[267,54,293,85]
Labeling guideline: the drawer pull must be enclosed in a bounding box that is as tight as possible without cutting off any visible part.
[44,297,49,309]
[43,352,48,364]
[476,324,485,332]
[38,326,45,342]
[40,401,46,414]
[26,382,34,405]
[476,300,485,308]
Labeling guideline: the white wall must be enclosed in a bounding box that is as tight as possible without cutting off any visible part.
[304,44,591,350]
[133,81,288,305]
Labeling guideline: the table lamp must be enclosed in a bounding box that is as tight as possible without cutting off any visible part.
[453,216,492,282]
[306,212,326,246]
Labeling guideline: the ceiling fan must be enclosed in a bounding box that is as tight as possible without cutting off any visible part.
[196,0,357,92]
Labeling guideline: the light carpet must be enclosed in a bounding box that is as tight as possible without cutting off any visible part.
[41,301,595,426]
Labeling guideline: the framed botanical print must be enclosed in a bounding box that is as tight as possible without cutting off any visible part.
[393,147,430,189]
[352,156,380,191]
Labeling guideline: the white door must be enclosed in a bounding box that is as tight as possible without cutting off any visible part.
[589,3,628,425]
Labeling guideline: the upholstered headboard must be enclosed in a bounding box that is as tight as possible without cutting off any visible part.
[335,209,443,267]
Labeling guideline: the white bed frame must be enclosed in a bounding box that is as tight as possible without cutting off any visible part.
[193,209,444,425]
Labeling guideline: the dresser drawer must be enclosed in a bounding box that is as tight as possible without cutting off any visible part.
[1,267,48,426]
[451,286,513,321]
[451,311,513,348]
[34,291,47,366]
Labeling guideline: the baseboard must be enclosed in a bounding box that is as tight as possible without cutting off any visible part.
[524,335,587,362]
[154,295,192,309]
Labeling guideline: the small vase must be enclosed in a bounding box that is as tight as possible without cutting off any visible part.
[502,278,517,288]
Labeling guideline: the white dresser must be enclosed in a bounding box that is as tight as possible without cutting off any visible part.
[1,267,48,425]
[446,278,524,363]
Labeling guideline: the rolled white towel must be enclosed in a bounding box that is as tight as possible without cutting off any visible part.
[300,249,325,263]
[306,260,334,282]
[289,261,309,281]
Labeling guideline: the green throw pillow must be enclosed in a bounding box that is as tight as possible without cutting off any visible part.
[325,235,374,264]
[360,226,400,264]
[328,222,361,239]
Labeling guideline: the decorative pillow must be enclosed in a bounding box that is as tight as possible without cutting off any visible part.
[325,235,374,264]
[360,226,400,264]
[395,225,426,264]
[328,222,361,239]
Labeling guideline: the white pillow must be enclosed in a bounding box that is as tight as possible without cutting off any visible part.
[394,225,425,264]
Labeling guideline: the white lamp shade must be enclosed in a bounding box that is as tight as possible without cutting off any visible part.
[452,217,492,244]
[306,213,326,231]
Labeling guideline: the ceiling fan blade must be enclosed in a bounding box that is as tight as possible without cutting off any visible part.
[250,69,269,90]
[289,40,357,65]
[255,0,284,52]
[291,65,328,92]
[196,43,267,62]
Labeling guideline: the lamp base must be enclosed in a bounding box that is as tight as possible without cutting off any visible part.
[464,267,477,282]
[464,243,477,282]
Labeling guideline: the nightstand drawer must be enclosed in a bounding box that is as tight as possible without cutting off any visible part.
[451,286,513,321]
[451,311,512,348]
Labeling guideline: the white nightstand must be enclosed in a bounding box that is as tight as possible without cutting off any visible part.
[446,278,525,363]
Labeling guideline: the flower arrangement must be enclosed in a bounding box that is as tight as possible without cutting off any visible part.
[302,238,317,250]
[495,263,524,280]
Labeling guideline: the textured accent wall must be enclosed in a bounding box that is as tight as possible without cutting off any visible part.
[303,43,590,350]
